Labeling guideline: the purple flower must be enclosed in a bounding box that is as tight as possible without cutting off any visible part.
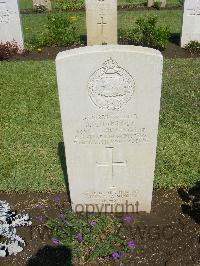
[75,232,83,242]
[52,238,60,246]
[112,251,120,260]
[122,215,133,223]
[54,195,61,204]
[36,203,44,209]
[128,240,136,249]
[121,249,126,257]
[89,221,96,227]
[36,216,44,222]
[59,213,64,220]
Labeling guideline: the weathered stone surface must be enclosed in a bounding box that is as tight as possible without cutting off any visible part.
[147,0,166,8]
[32,0,52,10]
[86,0,117,45]
[56,45,163,213]
[181,0,200,47]
[0,0,24,49]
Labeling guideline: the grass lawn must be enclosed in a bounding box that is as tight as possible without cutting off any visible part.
[19,0,182,10]
[21,10,183,47]
[0,59,199,192]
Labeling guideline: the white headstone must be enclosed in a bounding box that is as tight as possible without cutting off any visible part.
[147,0,166,8]
[32,0,52,11]
[181,0,200,47]
[86,0,117,45]
[56,45,163,213]
[0,0,24,49]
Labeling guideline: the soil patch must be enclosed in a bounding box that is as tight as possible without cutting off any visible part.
[0,189,199,266]
[8,41,199,62]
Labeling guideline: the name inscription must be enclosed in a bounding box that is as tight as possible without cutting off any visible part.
[187,2,200,16]
[74,114,148,145]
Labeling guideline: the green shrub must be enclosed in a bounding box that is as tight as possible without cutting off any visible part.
[54,0,84,11]
[119,15,170,50]
[184,41,200,55]
[26,13,80,49]
[153,1,162,10]
[26,34,48,51]
[47,13,80,45]
[46,13,79,45]
[47,212,135,263]
[178,0,184,6]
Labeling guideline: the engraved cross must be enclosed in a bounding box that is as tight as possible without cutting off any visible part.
[96,147,127,188]
[97,16,107,33]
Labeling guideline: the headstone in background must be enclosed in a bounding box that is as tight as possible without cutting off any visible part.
[147,0,166,8]
[32,0,52,11]
[56,45,163,213]
[181,0,200,47]
[0,0,24,50]
[86,0,117,45]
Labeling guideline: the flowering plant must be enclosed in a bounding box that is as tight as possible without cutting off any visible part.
[47,212,135,263]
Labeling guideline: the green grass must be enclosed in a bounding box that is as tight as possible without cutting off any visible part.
[19,0,182,10]
[0,59,199,192]
[21,10,183,47]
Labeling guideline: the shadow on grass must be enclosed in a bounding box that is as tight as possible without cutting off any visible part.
[27,245,72,266]
[58,142,71,205]
[178,181,200,225]
[169,33,180,46]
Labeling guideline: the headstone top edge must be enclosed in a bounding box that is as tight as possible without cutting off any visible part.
[56,45,163,62]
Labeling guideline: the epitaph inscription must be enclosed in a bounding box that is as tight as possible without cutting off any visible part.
[88,58,135,110]
[84,189,138,205]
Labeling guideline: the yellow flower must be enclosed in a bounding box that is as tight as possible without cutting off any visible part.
[37,48,43,52]
[25,27,30,31]
[70,16,78,22]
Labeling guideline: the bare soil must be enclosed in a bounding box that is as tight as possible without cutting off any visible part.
[9,39,200,62]
[0,188,199,266]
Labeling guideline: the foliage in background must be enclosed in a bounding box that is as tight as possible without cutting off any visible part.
[18,0,183,10]
[54,0,84,11]
[26,13,80,49]
[119,15,170,50]
[21,9,183,49]
[184,41,200,55]
[0,42,20,60]
[47,212,134,263]
[46,13,79,45]
[178,0,184,6]
[153,1,162,10]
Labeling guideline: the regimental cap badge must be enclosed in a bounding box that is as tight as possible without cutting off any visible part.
[88,58,135,111]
